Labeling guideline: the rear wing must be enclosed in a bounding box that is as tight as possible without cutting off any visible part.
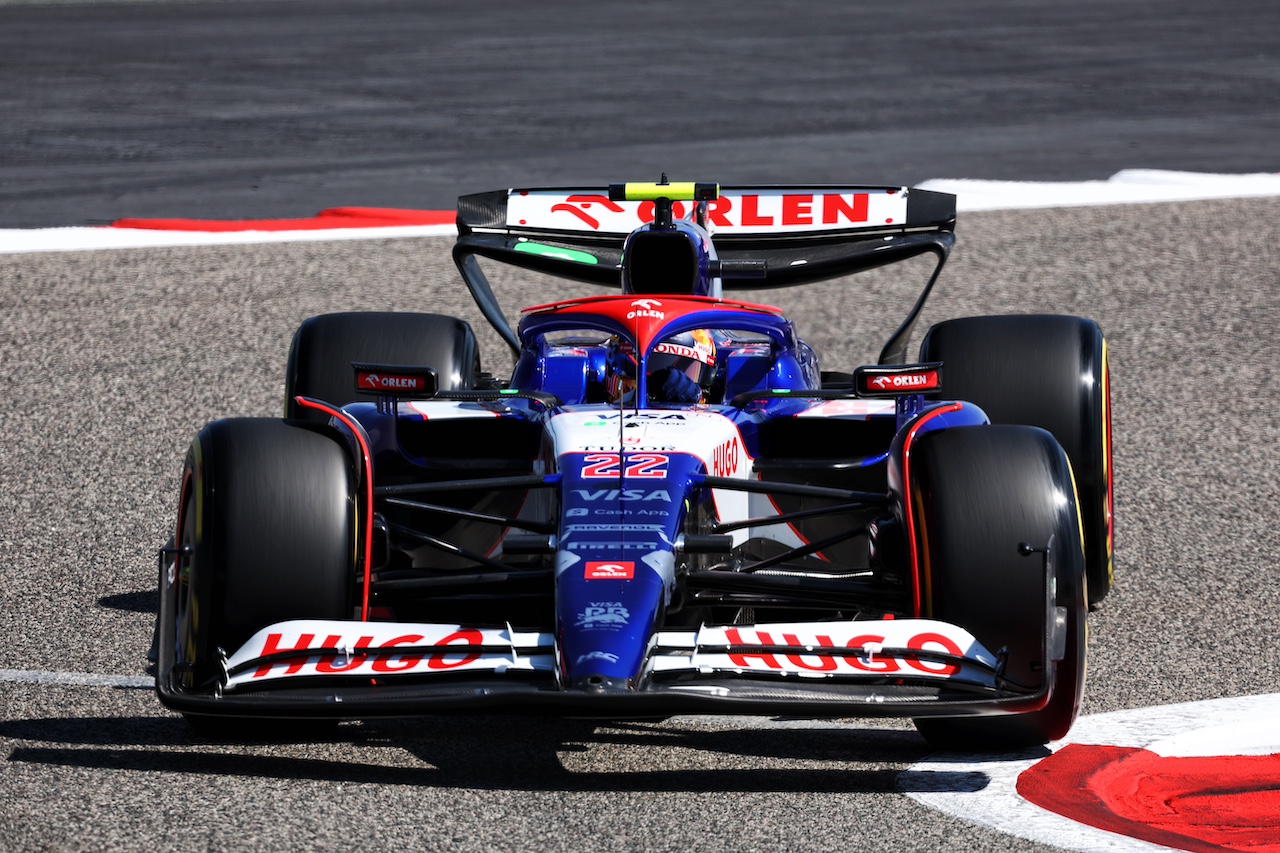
[453,184,956,362]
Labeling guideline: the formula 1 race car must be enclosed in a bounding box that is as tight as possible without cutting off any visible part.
[155,180,1113,748]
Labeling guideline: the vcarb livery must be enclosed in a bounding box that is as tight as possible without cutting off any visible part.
[157,180,1114,749]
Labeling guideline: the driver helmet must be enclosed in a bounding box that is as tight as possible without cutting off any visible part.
[603,329,717,403]
[648,329,717,397]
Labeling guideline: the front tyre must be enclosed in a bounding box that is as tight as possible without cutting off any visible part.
[164,418,355,726]
[907,425,1088,750]
[920,314,1113,606]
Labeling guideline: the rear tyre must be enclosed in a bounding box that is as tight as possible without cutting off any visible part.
[169,418,354,733]
[908,425,1087,750]
[919,314,1113,605]
[285,312,480,420]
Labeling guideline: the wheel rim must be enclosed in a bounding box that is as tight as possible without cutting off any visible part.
[1100,339,1114,591]
[173,475,199,690]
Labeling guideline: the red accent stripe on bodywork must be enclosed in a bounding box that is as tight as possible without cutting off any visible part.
[293,397,375,621]
[899,403,963,617]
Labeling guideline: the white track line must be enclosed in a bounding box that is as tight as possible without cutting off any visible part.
[2,170,1278,255]
[917,168,1280,211]
[0,668,152,689]
[0,222,457,254]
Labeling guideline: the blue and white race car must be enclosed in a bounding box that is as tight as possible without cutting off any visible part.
[155,180,1113,748]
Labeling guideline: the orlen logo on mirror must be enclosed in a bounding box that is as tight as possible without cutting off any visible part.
[584,561,635,580]
[866,370,939,392]
[357,371,427,391]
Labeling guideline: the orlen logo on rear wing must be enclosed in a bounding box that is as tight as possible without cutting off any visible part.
[505,187,909,235]
[853,363,942,396]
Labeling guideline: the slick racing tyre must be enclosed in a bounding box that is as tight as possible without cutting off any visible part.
[919,314,1113,606]
[907,425,1088,750]
[167,418,354,730]
[285,312,480,421]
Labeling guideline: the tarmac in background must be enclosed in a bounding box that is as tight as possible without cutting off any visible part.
[1,0,1278,227]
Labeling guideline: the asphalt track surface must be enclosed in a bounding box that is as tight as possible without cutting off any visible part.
[2,2,1280,852]
[2,0,1280,227]
[2,195,1279,851]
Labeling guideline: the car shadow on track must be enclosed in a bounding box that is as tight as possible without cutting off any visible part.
[0,713,993,794]
[97,590,157,614]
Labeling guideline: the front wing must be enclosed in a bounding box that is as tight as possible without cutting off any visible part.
[156,617,1058,720]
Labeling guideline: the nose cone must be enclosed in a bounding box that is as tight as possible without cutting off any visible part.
[555,551,668,688]
[552,431,700,690]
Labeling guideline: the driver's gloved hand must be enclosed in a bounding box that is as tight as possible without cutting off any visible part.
[650,367,702,403]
